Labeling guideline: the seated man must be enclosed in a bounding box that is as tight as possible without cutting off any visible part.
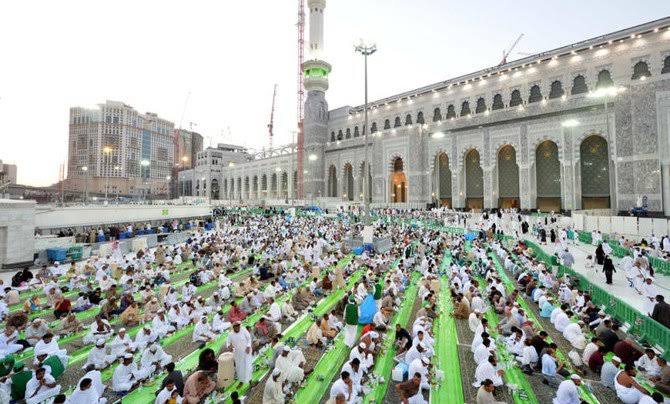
[25,367,61,404]
[84,339,116,370]
[320,314,337,339]
[112,354,149,393]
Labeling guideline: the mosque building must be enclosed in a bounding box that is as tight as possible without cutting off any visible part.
[178,3,670,215]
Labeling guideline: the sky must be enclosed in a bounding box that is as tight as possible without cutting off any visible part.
[1,0,669,186]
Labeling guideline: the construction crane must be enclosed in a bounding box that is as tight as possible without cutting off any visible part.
[499,33,524,66]
[296,0,305,200]
[267,84,278,150]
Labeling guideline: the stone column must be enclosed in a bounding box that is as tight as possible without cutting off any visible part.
[562,161,574,211]
[483,165,495,209]
[519,164,531,209]
[662,163,670,216]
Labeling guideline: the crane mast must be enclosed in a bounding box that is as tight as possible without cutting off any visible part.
[268,84,277,150]
[296,0,305,200]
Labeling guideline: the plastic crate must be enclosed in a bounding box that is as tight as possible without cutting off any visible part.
[46,248,67,262]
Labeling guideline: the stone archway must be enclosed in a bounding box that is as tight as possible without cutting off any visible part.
[580,135,610,209]
[343,163,354,201]
[535,140,561,211]
[433,152,452,207]
[390,157,407,203]
[327,165,337,197]
[497,145,519,208]
[464,149,483,210]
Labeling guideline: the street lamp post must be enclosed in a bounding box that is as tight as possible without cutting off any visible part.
[355,40,377,223]
[102,146,113,202]
[81,166,89,204]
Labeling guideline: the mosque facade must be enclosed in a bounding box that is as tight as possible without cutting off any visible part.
[178,7,670,215]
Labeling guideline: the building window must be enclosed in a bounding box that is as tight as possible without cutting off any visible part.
[662,56,670,74]
[528,85,543,103]
[354,126,360,137]
[433,108,442,122]
[595,70,614,89]
[446,105,456,119]
[571,75,588,95]
[492,94,504,110]
[370,123,377,133]
[404,114,412,126]
[509,90,523,107]
[330,131,335,142]
[394,116,401,128]
[548,81,564,99]
[345,128,351,139]
[416,111,424,124]
[631,61,651,80]
[337,130,343,140]
[475,97,486,113]
[384,119,391,130]
[460,101,471,116]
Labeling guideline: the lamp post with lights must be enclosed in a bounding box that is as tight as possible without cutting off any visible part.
[355,40,377,222]
[102,146,114,202]
[561,119,580,209]
[81,166,89,204]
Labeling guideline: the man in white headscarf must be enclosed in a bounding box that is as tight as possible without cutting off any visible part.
[151,310,175,338]
[140,343,172,376]
[134,326,157,351]
[84,339,116,370]
[274,345,306,384]
[110,328,135,358]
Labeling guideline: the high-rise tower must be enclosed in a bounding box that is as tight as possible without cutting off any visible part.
[301,0,331,200]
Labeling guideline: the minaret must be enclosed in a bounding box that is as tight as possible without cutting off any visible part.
[302,0,331,200]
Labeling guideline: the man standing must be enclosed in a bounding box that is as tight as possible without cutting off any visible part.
[225,322,252,384]
[651,295,670,328]
[602,255,616,285]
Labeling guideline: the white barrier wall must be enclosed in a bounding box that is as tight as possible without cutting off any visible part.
[34,204,212,229]
[0,199,36,267]
[572,211,670,239]
[34,236,75,252]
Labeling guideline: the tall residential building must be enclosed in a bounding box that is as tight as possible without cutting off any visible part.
[0,160,17,186]
[173,129,204,169]
[67,100,175,198]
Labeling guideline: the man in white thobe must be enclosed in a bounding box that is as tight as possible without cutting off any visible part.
[263,369,285,404]
[34,334,68,366]
[25,368,61,404]
[135,327,157,351]
[274,346,305,384]
[155,379,182,404]
[81,366,106,398]
[473,356,504,387]
[84,339,116,370]
[225,322,253,384]
[110,328,136,358]
[141,344,173,376]
[553,374,582,404]
[562,322,586,350]
[408,357,431,390]
[66,377,106,404]
[341,359,364,396]
[152,311,176,338]
[641,278,659,315]
[112,354,148,392]
[193,317,216,343]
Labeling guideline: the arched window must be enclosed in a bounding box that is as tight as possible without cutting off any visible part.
[416,111,425,124]
[337,130,343,140]
[433,108,442,122]
[384,119,391,130]
[492,94,504,110]
[475,97,487,114]
[528,85,543,103]
[405,114,413,126]
[663,56,670,74]
[394,116,401,128]
[370,122,377,133]
[548,81,564,99]
[509,90,523,107]
[571,75,588,95]
[330,131,335,142]
[631,61,651,80]
[345,128,351,139]
[446,105,456,119]
[595,70,614,89]
[354,126,360,136]
[460,101,471,116]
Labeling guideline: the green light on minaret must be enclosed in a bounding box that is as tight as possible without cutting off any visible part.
[304,67,330,78]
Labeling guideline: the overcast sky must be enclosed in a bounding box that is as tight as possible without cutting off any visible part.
[1,0,668,186]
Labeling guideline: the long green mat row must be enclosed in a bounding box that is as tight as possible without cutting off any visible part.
[430,252,464,404]
[471,270,538,404]
[487,251,599,404]
[121,254,353,403]
[293,253,411,403]
[362,271,422,403]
